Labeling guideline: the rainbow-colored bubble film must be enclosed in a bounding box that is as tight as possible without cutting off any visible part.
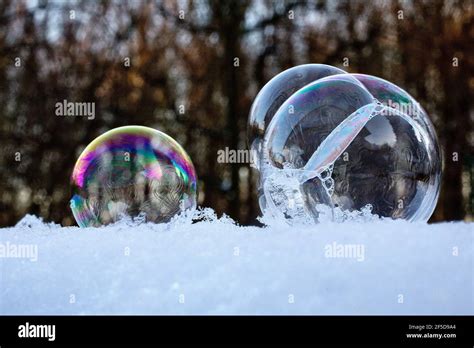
[70,126,197,227]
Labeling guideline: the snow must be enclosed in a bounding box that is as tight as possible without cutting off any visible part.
[0,209,472,315]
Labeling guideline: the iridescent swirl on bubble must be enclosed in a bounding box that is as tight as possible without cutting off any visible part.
[70,126,197,227]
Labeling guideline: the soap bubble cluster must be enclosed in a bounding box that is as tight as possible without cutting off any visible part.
[248,66,441,223]
[70,126,197,227]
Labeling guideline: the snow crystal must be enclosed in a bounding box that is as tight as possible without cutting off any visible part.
[0,209,472,314]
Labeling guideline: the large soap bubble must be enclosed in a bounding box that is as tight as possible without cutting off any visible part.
[70,126,197,227]
[261,73,441,223]
[247,64,346,212]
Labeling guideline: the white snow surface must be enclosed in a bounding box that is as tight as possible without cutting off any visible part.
[0,209,472,315]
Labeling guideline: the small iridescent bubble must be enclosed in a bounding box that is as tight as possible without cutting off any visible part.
[70,126,197,227]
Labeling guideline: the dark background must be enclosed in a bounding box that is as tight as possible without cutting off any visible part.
[0,0,472,227]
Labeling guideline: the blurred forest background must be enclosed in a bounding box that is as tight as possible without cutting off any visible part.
[0,0,472,227]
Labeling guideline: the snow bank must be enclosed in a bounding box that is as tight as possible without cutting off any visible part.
[0,210,472,314]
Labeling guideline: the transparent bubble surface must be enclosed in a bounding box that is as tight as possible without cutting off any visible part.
[261,73,441,223]
[248,64,346,169]
[70,126,197,227]
[247,64,347,214]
